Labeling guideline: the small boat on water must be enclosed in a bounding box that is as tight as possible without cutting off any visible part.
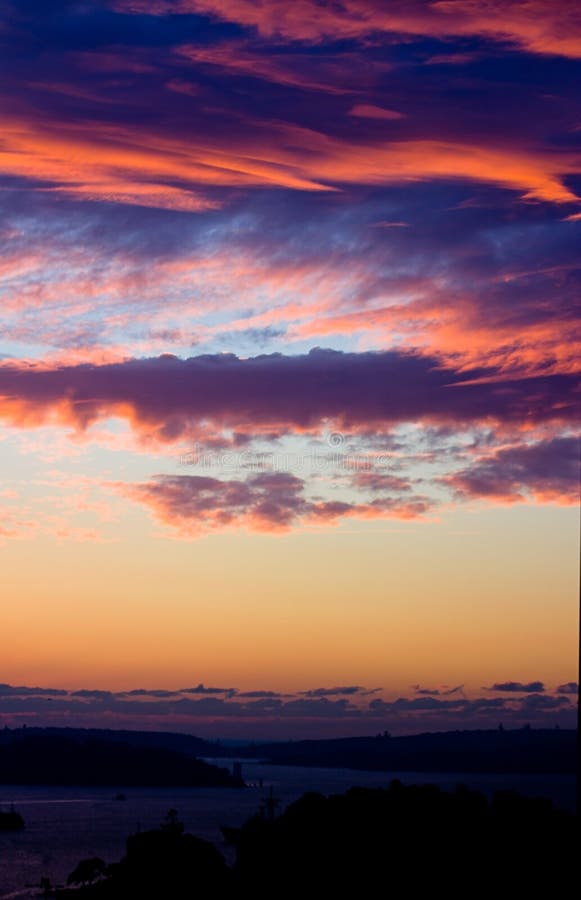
[0,806,25,831]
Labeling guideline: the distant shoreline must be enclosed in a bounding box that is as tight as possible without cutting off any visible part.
[0,725,575,782]
[210,727,578,776]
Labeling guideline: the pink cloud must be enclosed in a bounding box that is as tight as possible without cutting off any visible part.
[0,350,575,442]
[291,283,581,378]
[115,470,432,535]
[114,0,581,60]
[0,108,578,214]
[349,104,404,120]
[443,436,579,504]
[177,41,366,93]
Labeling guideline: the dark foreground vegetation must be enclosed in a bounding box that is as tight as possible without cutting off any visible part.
[0,733,242,787]
[53,782,576,899]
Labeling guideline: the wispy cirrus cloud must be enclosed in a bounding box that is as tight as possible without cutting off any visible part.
[113,0,581,60]
[1,111,578,210]
[349,104,405,120]
[2,186,578,379]
[176,40,370,93]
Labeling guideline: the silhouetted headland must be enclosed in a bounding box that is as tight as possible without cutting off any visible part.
[0,726,214,757]
[0,731,243,787]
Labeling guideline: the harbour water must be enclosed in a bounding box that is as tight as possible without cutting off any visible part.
[0,761,575,897]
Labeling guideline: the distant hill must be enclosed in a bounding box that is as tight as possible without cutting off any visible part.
[223,728,577,775]
[0,726,217,756]
[0,726,575,777]
[0,731,242,787]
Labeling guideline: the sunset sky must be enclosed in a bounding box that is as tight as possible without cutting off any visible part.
[0,0,579,738]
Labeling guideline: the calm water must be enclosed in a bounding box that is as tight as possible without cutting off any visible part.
[0,761,575,897]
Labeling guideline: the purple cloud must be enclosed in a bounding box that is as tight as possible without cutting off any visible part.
[115,470,432,534]
[0,351,576,439]
[412,684,465,697]
[0,683,68,697]
[485,681,546,694]
[0,681,575,738]
[445,437,579,504]
[180,684,237,695]
[300,686,366,697]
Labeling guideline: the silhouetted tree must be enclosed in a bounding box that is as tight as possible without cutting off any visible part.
[58,783,576,899]
[66,858,107,887]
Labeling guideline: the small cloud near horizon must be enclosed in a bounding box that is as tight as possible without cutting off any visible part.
[484,681,545,693]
